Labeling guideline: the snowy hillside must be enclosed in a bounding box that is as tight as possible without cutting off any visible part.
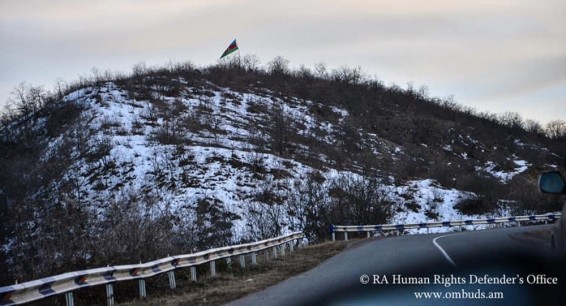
[39,81,487,237]
[1,62,563,284]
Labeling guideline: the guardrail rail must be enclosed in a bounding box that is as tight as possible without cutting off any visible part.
[0,232,305,306]
[330,212,561,241]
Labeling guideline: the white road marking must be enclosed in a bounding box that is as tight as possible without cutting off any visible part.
[432,234,461,267]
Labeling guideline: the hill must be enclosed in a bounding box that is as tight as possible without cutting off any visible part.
[0,58,564,284]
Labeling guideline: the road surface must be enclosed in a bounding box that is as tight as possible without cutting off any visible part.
[227,225,559,305]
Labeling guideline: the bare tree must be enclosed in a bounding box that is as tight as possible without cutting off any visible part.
[331,66,364,85]
[314,62,328,79]
[242,54,261,72]
[54,78,67,100]
[545,119,566,139]
[132,61,148,77]
[523,119,543,134]
[8,83,48,117]
[327,175,393,226]
[268,103,291,156]
[285,172,329,242]
[498,111,523,129]
[244,201,285,241]
[267,56,290,75]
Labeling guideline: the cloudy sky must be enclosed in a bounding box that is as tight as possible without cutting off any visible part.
[1,0,565,124]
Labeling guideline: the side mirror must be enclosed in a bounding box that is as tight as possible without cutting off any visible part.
[539,171,566,194]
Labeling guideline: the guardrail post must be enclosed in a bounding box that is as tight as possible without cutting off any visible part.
[344,232,348,241]
[210,260,217,276]
[280,244,286,256]
[330,225,336,241]
[65,292,74,306]
[226,257,232,271]
[251,253,257,265]
[190,266,197,282]
[139,279,147,299]
[106,284,115,306]
[289,241,294,253]
[366,231,370,238]
[239,255,246,268]
[272,246,278,258]
[167,271,176,289]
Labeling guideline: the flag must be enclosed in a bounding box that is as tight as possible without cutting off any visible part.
[220,39,239,59]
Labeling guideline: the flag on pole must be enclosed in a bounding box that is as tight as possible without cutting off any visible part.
[220,39,239,59]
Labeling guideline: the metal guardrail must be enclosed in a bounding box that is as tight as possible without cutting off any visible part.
[330,213,562,241]
[0,232,304,306]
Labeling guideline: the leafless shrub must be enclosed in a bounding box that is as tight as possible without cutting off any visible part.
[285,172,329,242]
[244,201,286,241]
[326,175,393,226]
[190,197,239,250]
[330,65,364,85]
[267,56,290,75]
[241,54,262,72]
[96,190,174,264]
[545,120,566,139]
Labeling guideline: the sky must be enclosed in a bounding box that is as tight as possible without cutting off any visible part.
[1,0,565,124]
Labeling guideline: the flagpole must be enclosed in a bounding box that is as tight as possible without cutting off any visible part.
[238,49,241,69]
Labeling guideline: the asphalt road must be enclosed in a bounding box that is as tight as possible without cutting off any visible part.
[226,225,558,306]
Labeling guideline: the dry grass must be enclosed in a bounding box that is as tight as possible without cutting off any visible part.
[117,241,352,306]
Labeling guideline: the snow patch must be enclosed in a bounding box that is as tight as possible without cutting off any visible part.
[479,158,530,183]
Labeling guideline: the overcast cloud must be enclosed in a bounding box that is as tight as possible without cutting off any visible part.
[1,0,564,123]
